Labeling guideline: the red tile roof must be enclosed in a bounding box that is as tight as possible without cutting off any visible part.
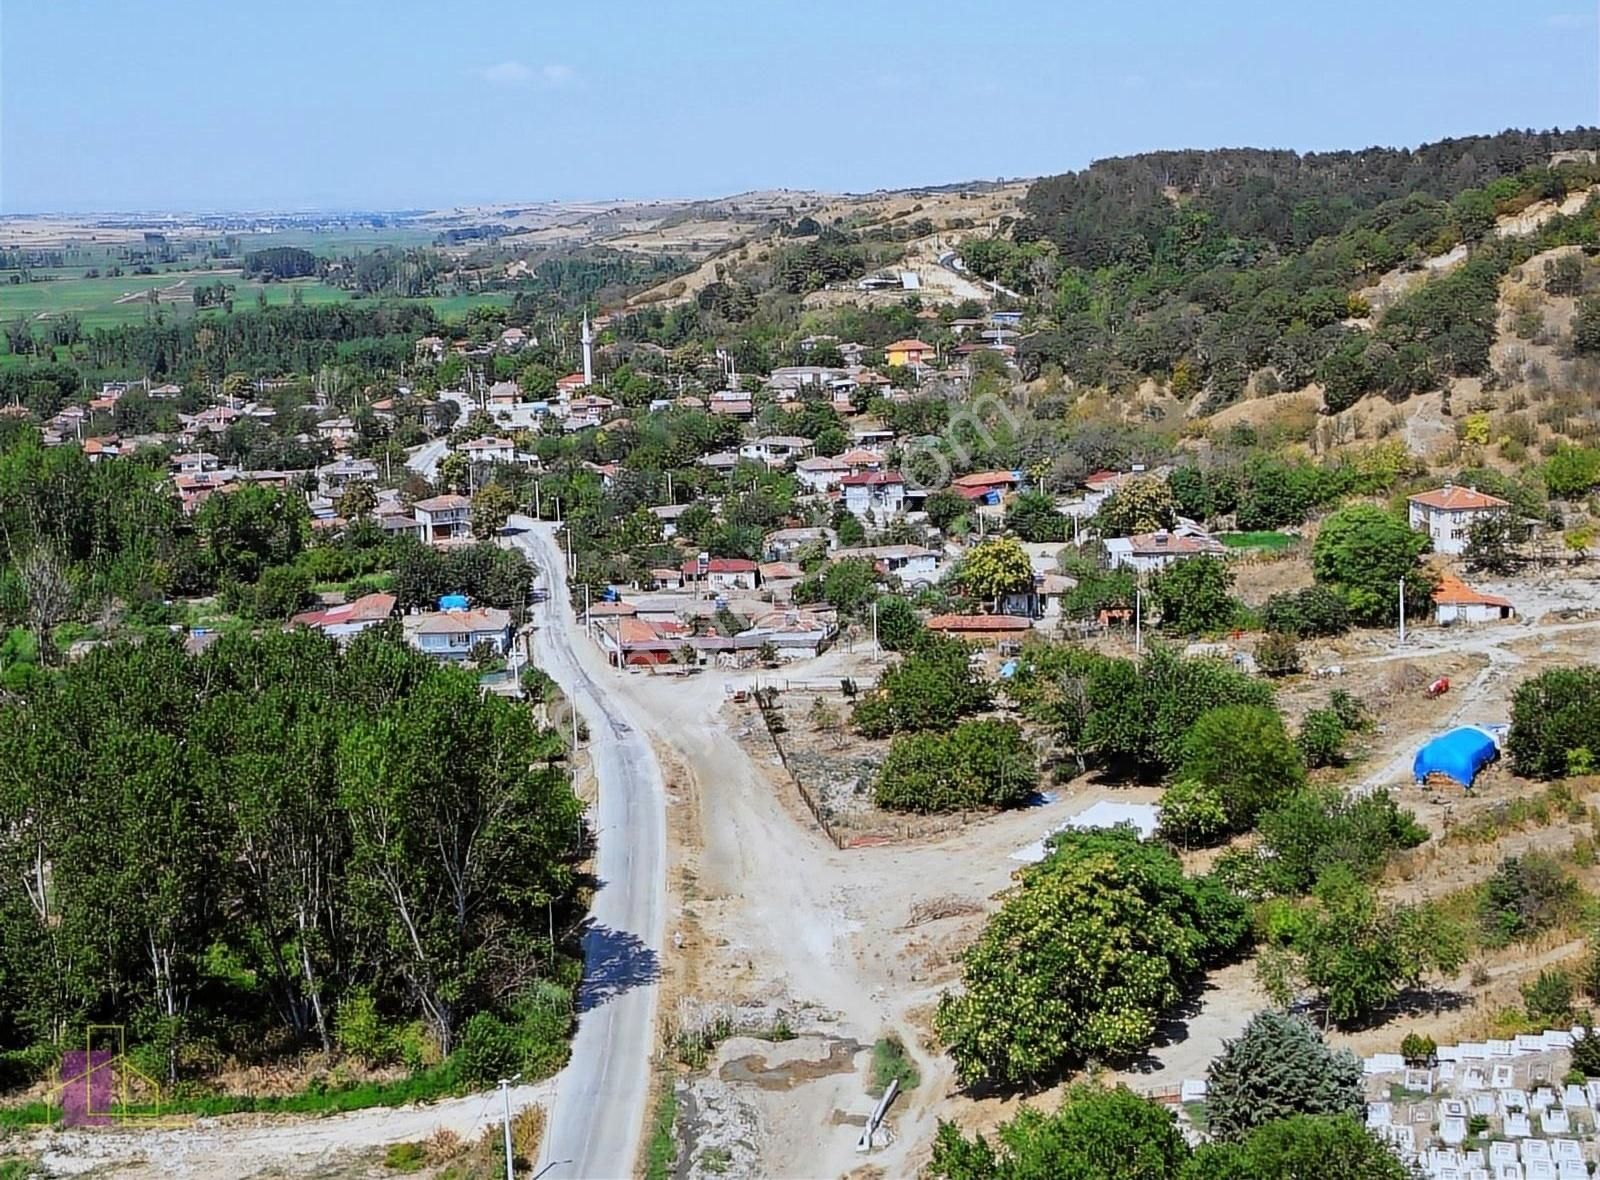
[925,613,1032,633]
[841,471,904,487]
[885,339,932,353]
[1432,573,1513,608]
[1408,485,1511,512]
[291,592,397,630]
[681,557,759,576]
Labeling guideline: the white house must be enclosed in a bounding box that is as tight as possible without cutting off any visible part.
[795,455,850,493]
[1407,484,1512,556]
[402,606,512,661]
[833,544,942,585]
[1104,529,1226,573]
[460,436,517,465]
[316,457,378,495]
[841,471,906,519]
[413,494,473,545]
[738,435,814,467]
[1433,574,1515,625]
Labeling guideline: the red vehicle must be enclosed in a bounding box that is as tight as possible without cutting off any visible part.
[1427,676,1450,699]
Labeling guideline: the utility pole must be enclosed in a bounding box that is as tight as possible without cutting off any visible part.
[1135,587,1143,655]
[534,481,541,519]
[498,1075,520,1180]
[871,599,880,662]
[1398,578,1406,645]
[584,583,592,640]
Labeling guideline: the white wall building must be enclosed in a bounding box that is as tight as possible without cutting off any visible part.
[1407,485,1512,556]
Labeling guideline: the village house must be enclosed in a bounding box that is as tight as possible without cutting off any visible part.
[378,507,424,541]
[402,605,512,661]
[1432,574,1516,625]
[174,472,236,514]
[764,526,835,561]
[315,416,358,451]
[412,494,472,545]
[795,455,850,493]
[737,608,836,661]
[833,543,943,585]
[315,457,378,495]
[698,450,740,475]
[739,435,814,467]
[841,470,906,519]
[1104,529,1226,573]
[82,436,121,463]
[460,436,517,465]
[680,557,760,593]
[290,592,396,643]
[497,326,531,352]
[555,372,590,397]
[649,503,693,539]
[647,567,685,591]
[950,469,1023,505]
[415,336,446,361]
[487,380,521,408]
[1407,484,1513,556]
[884,338,935,367]
[838,447,886,474]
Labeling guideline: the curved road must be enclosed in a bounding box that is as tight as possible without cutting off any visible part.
[506,515,667,1180]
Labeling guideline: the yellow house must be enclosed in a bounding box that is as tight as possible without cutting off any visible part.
[884,338,934,367]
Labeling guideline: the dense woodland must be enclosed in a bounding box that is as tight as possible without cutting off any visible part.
[0,629,584,1089]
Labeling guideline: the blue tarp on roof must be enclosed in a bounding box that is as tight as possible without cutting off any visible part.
[438,594,469,611]
[1413,726,1501,787]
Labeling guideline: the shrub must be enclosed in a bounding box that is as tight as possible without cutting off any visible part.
[334,989,389,1065]
[384,1142,428,1172]
[1507,666,1600,780]
[1248,789,1427,897]
[1158,779,1231,847]
[1400,1033,1436,1068]
[1204,1010,1363,1140]
[869,1035,920,1097]
[1478,854,1578,946]
[455,1013,522,1087]
[1523,969,1575,1024]
[851,635,990,737]
[874,719,1036,812]
[1297,708,1348,769]
[1261,586,1352,638]
[1256,630,1302,677]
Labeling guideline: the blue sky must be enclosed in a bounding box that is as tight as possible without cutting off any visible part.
[3,0,1597,212]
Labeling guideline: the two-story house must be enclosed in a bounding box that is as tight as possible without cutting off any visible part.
[460,435,517,465]
[402,606,513,661]
[413,494,473,545]
[1407,484,1512,556]
[841,471,906,519]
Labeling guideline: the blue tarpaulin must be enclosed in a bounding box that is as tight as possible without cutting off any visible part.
[438,593,469,611]
[1413,726,1501,787]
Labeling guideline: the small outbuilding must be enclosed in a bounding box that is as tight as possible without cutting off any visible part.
[1412,725,1504,788]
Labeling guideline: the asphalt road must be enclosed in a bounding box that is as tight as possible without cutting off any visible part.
[506,515,667,1180]
[405,436,449,482]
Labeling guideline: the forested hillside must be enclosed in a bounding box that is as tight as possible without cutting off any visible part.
[963,128,1600,412]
